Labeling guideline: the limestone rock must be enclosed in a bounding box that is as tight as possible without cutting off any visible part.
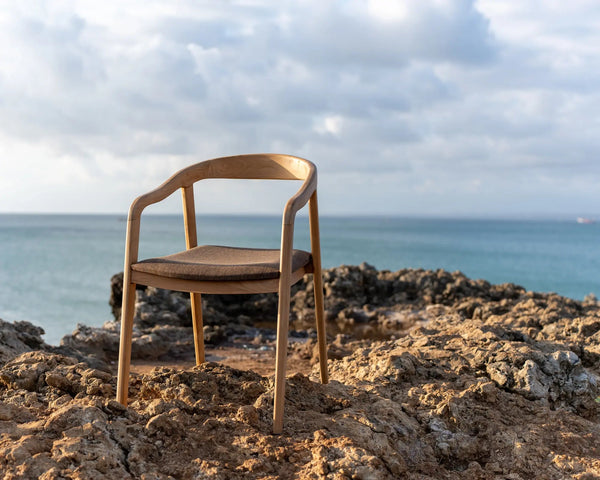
[2,266,600,478]
[0,318,48,365]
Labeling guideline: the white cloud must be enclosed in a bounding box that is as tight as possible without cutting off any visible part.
[368,0,410,22]
[0,0,599,216]
[314,115,344,136]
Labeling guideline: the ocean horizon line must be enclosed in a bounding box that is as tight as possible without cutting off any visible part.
[0,211,596,223]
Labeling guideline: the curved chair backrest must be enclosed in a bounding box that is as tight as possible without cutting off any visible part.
[129,154,316,222]
[178,153,314,182]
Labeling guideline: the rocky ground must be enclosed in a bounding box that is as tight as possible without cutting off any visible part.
[1,264,600,479]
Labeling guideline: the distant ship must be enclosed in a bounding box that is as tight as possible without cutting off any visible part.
[577,217,595,224]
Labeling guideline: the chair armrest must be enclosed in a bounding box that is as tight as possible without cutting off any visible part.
[282,171,317,225]
[278,171,317,279]
[123,182,182,267]
[122,184,179,267]
[128,182,182,222]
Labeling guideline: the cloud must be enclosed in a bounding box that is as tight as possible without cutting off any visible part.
[0,0,599,216]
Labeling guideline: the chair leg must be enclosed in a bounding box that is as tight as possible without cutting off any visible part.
[273,285,291,435]
[308,190,328,384]
[116,281,137,405]
[190,292,205,365]
[313,272,329,384]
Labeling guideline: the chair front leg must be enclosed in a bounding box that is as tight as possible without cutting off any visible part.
[116,281,137,405]
[273,280,291,435]
[273,219,295,434]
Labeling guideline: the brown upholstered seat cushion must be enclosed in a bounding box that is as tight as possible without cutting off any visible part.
[131,245,313,282]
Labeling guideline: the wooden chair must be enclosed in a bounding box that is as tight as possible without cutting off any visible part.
[115,153,328,434]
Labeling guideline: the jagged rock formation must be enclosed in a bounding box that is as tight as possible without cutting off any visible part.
[0,319,47,364]
[61,264,600,368]
[0,265,599,478]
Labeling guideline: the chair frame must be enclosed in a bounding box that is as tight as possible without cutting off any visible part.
[115,153,328,434]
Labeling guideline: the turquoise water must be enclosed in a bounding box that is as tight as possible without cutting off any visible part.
[1,214,599,345]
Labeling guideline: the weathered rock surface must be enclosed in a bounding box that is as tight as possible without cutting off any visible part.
[0,319,47,364]
[64,264,600,367]
[61,265,514,362]
[0,318,109,371]
[0,265,600,478]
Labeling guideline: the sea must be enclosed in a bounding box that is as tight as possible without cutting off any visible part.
[1,214,599,345]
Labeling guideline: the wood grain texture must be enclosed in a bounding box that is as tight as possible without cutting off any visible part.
[309,191,329,384]
[182,185,198,250]
[273,221,294,434]
[127,154,316,222]
[182,185,205,364]
[116,281,136,405]
[129,267,309,294]
[190,292,204,365]
[116,153,328,434]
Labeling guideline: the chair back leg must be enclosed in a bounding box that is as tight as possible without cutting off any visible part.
[309,190,328,384]
[116,281,137,405]
[190,292,205,364]
[313,268,329,384]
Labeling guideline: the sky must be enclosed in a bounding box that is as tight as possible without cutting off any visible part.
[1,0,599,218]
